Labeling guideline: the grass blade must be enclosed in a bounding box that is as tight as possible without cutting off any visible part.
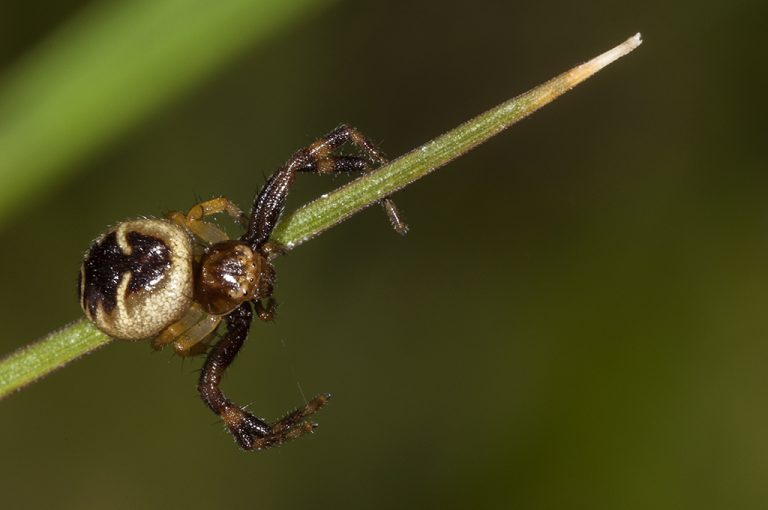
[0,34,642,400]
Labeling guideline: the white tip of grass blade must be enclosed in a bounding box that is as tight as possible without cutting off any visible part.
[567,33,643,85]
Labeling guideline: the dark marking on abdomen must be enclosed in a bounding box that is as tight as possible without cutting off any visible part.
[81,231,172,316]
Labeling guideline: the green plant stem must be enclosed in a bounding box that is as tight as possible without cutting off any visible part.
[0,34,642,400]
[0,319,110,397]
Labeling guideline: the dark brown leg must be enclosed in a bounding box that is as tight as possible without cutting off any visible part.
[198,302,330,450]
[242,125,408,249]
[304,124,408,235]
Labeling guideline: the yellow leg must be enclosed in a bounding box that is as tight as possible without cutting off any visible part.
[167,197,247,245]
[152,303,222,357]
[186,197,247,227]
[168,210,229,244]
[172,315,222,357]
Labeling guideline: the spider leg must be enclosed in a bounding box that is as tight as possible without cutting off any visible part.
[186,197,248,228]
[167,197,246,245]
[198,302,330,450]
[242,124,408,249]
[300,155,409,235]
[170,315,222,357]
[306,124,408,235]
[167,211,228,245]
[152,302,221,357]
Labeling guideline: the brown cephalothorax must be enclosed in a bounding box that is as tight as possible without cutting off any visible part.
[78,124,407,451]
[196,240,274,315]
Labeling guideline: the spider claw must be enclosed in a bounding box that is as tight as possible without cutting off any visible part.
[223,395,331,451]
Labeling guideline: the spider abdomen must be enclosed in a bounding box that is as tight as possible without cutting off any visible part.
[79,219,194,340]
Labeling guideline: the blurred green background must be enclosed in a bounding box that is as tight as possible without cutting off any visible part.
[1,0,766,508]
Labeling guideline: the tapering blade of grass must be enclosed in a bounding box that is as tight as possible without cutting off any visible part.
[270,33,643,248]
[0,0,334,230]
[0,34,642,400]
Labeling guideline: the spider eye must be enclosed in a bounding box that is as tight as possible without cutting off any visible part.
[80,219,194,340]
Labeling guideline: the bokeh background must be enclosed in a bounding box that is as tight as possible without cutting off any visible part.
[1,0,766,508]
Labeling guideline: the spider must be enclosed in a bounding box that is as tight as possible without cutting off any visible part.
[78,125,407,450]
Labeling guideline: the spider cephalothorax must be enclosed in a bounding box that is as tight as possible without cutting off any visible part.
[78,124,406,450]
[195,240,274,315]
